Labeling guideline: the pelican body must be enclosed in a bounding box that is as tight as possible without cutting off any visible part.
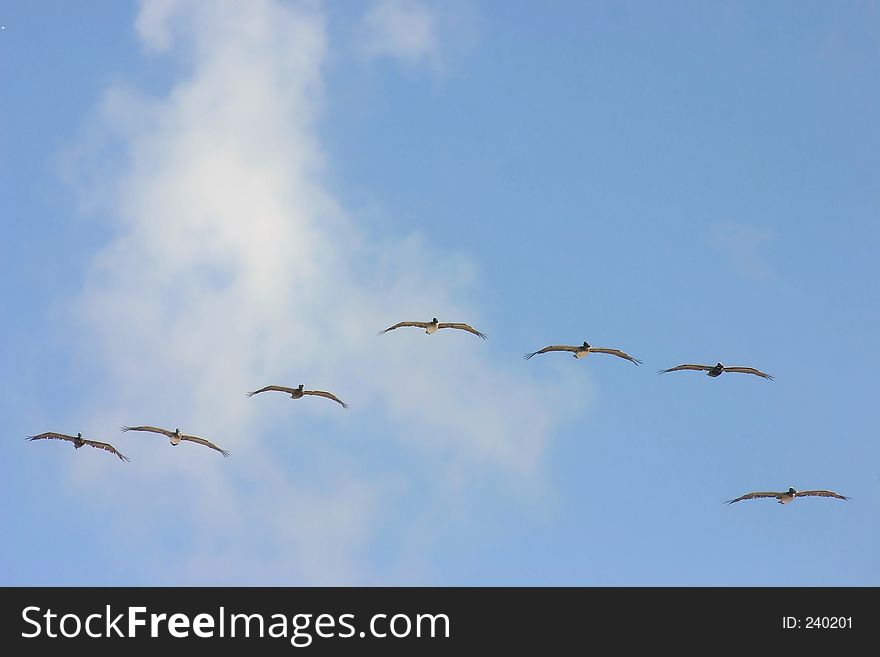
[778,487,797,504]
[658,361,772,380]
[379,317,487,339]
[725,486,849,505]
[246,384,349,408]
[523,341,641,364]
[120,425,230,457]
[27,431,130,461]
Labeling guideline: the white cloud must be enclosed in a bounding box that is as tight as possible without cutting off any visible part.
[360,0,440,65]
[135,0,182,52]
[67,0,585,583]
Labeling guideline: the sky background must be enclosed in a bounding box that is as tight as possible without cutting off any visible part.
[1,0,878,586]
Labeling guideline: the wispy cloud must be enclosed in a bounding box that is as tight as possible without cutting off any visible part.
[65,0,585,584]
[359,0,441,66]
[712,222,773,280]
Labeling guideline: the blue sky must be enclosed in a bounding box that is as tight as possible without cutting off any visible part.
[1,0,878,586]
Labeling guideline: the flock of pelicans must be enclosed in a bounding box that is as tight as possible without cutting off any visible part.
[28,317,850,506]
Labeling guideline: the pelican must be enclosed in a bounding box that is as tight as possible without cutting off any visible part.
[120,426,230,457]
[246,384,349,408]
[27,432,129,462]
[658,362,772,379]
[523,341,641,365]
[379,317,487,339]
[725,487,849,505]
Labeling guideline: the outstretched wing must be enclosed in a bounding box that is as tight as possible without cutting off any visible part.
[246,385,298,397]
[796,490,849,501]
[657,364,712,375]
[82,439,130,462]
[181,434,230,457]
[303,390,349,408]
[523,345,579,360]
[379,321,430,335]
[437,323,487,339]
[588,347,642,365]
[27,432,78,444]
[723,366,774,380]
[121,425,175,438]
[725,491,782,504]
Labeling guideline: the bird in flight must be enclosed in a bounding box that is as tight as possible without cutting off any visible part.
[27,432,129,462]
[725,487,849,505]
[246,384,349,408]
[379,317,487,339]
[657,362,772,379]
[120,426,230,457]
[523,341,641,365]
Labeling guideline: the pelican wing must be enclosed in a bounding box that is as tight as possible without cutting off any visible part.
[379,321,430,335]
[723,366,774,380]
[523,345,579,360]
[657,364,712,375]
[304,390,349,408]
[82,439,130,462]
[121,425,176,438]
[181,434,230,457]
[725,491,783,504]
[27,432,79,443]
[796,490,849,501]
[246,385,298,398]
[437,323,487,339]
[588,347,642,365]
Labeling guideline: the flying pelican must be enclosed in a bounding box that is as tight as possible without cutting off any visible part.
[27,432,129,462]
[120,426,230,457]
[523,341,641,365]
[725,487,849,505]
[379,317,487,339]
[246,384,349,408]
[657,362,772,379]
